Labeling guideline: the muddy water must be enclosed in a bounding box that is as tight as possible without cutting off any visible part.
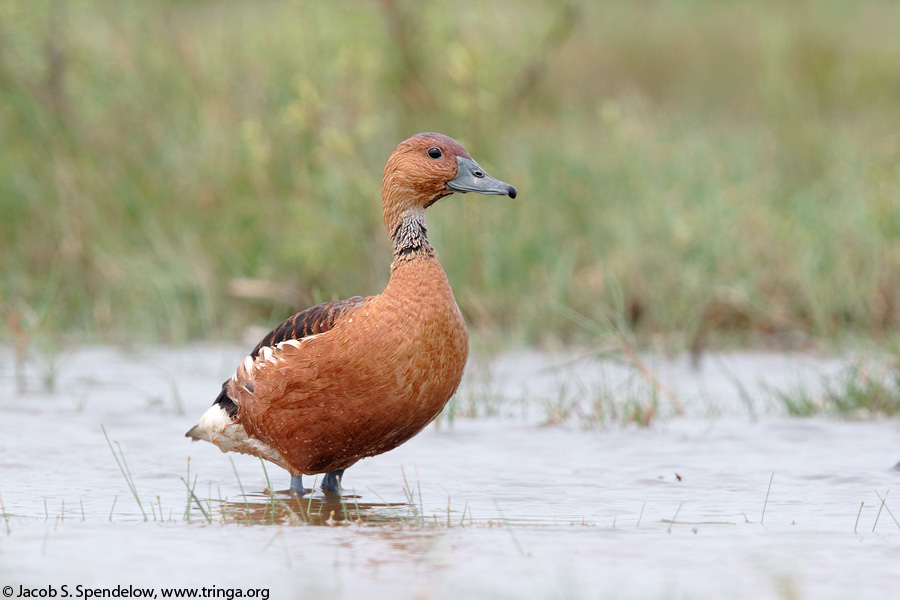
[1,345,898,599]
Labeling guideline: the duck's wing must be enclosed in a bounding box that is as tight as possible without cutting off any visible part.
[187,295,372,440]
[249,295,370,359]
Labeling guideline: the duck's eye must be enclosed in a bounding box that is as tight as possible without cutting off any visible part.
[427,147,442,159]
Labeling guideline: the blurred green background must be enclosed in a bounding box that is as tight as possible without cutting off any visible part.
[2,0,899,349]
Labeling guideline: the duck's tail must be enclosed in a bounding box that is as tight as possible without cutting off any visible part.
[184,402,233,442]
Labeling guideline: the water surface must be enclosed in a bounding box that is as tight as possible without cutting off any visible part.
[1,345,898,599]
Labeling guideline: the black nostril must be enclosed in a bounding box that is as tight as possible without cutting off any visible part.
[507,185,517,199]
[473,170,484,178]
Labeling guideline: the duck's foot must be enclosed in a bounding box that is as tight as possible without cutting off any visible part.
[321,469,344,494]
[289,475,306,498]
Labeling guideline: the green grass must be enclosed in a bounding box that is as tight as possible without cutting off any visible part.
[101,424,148,521]
[2,0,899,347]
[100,424,432,526]
[776,347,900,417]
[825,361,900,416]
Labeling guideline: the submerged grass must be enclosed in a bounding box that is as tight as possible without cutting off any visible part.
[2,0,899,347]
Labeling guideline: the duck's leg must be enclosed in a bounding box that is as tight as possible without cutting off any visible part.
[289,475,306,497]
[321,469,344,494]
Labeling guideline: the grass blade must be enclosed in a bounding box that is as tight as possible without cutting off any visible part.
[761,472,774,525]
[873,490,899,531]
[229,457,253,523]
[667,502,683,534]
[493,500,527,556]
[101,425,147,521]
[873,492,887,532]
[180,475,212,524]
[854,501,864,534]
[1,493,10,534]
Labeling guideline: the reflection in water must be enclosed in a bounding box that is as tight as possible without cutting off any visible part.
[213,491,414,527]
[209,490,581,529]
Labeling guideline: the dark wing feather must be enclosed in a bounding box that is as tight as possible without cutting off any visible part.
[212,296,370,420]
[249,295,369,358]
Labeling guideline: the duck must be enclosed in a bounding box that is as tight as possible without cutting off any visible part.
[186,132,516,496]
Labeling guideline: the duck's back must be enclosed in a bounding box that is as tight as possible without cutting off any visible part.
[231,255,468,475]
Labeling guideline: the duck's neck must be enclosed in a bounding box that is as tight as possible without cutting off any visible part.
[390,208,435,261]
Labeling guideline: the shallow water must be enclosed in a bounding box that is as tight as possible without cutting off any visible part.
[1,344,898,599]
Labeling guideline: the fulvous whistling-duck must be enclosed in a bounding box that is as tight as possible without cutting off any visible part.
[186,132,516,496]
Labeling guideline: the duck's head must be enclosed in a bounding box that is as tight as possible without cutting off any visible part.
[382,132,516,234]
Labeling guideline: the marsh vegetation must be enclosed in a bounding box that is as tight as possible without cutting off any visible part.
[3,0,899,349]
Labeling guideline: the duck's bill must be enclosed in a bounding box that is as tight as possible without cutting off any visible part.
[446,157,517,199]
